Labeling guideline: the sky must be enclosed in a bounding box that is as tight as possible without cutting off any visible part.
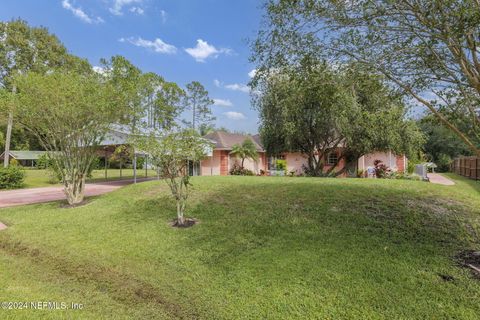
[0,0,264,133]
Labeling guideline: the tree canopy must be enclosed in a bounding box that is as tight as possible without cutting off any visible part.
[184,81,215,131]
[6,70,127,205]
[252,59,423,176]
[252,0,480,157]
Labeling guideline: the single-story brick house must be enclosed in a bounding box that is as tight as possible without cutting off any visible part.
[199,131,407,176]
[200,131,268,176]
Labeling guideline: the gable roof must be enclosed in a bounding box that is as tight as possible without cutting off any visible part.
[203,131,264,152]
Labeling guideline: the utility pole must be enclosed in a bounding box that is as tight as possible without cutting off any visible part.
[3,85,16,168]
[3,112,13,168]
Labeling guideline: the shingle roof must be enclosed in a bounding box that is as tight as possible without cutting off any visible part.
[203,131,264,152]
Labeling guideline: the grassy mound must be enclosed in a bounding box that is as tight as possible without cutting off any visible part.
[0,175,479,319]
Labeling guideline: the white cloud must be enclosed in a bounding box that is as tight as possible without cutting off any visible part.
[224,111,246,120]
[62,0,104,24]
[248,69,257,78]
[213,79,222,87]
[129,6,144,15]
[110,0,143,15]
[185,39,232,62]
[119,37,177,54]
[213,99,233,107]
[225,83,250,93]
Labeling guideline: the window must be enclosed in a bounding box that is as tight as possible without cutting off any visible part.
[327,152,338,165]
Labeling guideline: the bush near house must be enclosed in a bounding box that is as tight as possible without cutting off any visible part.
[0,166,25,189]
[229,163,255,176]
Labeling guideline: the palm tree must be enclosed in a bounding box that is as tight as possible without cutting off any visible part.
[230,138,259,169]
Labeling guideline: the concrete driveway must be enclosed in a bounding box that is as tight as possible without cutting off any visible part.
[0,178,155,208]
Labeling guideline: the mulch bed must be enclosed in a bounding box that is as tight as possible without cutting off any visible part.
[169,218,199,228]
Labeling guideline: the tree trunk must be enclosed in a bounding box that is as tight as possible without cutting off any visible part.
[241,158,245,169]
[3,85,16,168]
[64,175,86,205]
[3,112,13,168]
[176,200,185,226]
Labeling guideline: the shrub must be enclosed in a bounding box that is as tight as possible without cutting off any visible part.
[229,163,255,176]
[373,160,391,178]
[10,158,20,167]
[37,153,53,169]
[276,159,287,170]
[436,153,452,172]
[389,172,423,181]
[0,166,25,189]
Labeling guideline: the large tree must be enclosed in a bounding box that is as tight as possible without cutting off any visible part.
[5,71,127,205]
[100,56,148,132]
[253,60,355,176]
[184,81,215,131]
[0,19,90,166]
[252,0,480,157]
[153,79,186,131]
[419,115,473,171]
[252,60,423,176]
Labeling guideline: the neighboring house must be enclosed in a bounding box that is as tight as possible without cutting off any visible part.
[0,150,47,167]
[200,131,407,176]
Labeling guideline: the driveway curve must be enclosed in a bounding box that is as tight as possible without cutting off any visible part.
[0,178,155,209]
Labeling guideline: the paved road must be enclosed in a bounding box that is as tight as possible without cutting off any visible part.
[0,178,155,209]
[428,173,455,186]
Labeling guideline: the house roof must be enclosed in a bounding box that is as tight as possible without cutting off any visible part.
[203,131,264,152]
[0,150,47,160]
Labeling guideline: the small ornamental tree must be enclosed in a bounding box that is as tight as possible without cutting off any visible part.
[229,138,259,169]
[133,129,212,227]
[8,71,125,205]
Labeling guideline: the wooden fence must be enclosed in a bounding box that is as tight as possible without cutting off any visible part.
[451,156,480,180]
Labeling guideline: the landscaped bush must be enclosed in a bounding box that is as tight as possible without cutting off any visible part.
[436,153,452,172]
[0,166,25,189]
[389,171,423,181]
[229,163,254,176]
[373,160,391,178]
[37,153,53,169]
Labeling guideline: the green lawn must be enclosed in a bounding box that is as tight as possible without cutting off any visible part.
[23,169,158,188]
[0,175,479,319]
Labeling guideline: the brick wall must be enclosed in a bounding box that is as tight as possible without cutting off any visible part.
[220,151,229,176]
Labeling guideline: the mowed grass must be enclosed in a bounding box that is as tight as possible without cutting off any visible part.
[0,175,479,319]
[23,169,158,188]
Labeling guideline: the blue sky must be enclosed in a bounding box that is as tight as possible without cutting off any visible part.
[0,0,263,133]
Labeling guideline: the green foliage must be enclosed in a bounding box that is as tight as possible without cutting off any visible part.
[253,60,422,177]
[419,117,473,172]
[435,154,452,173]
[11,70,128,205]
[275,159,286,170]
[229,163,255,176]
[0,176,479,318]
[230,138,259,169]
[36,154,52,170]
[132,129,213,225]
[0,165,25,189]
[252,0,480,156]
[184,81,215,130]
